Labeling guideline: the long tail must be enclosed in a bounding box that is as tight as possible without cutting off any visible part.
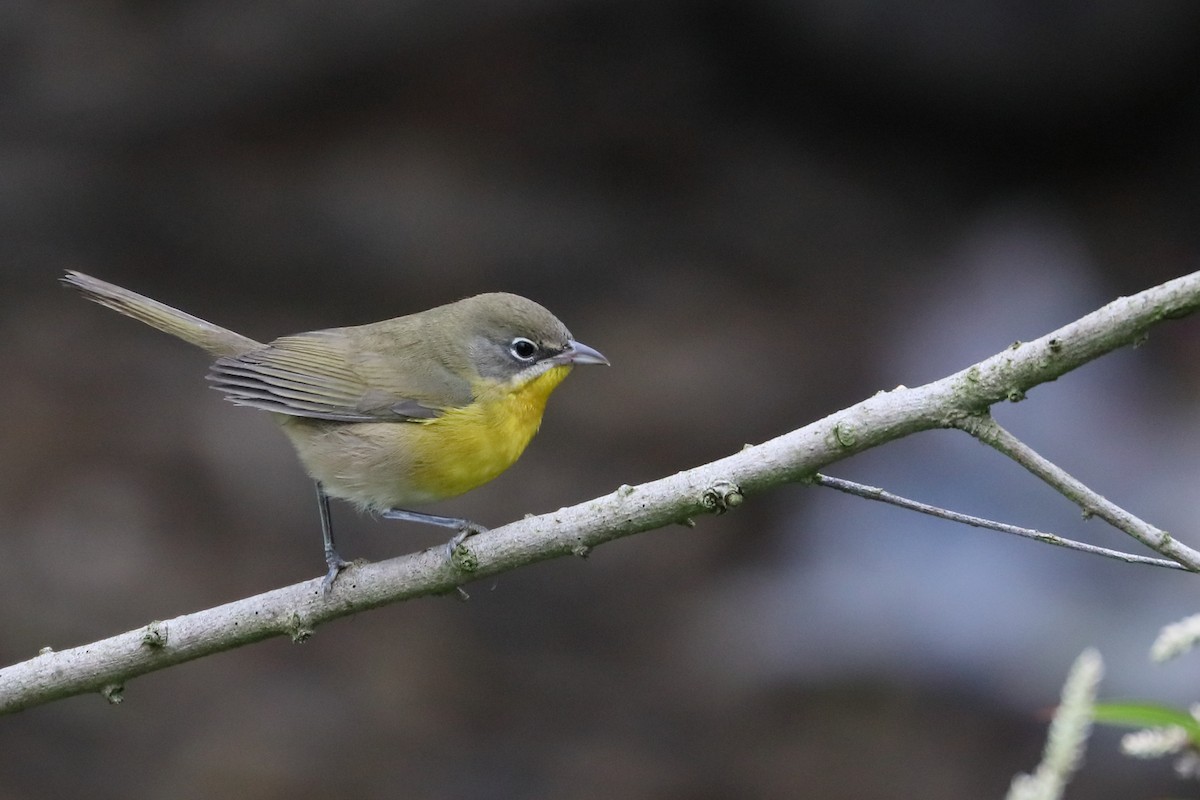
[61,271,263,358]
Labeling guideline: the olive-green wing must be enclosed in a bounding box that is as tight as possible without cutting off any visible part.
[207,328,471,422]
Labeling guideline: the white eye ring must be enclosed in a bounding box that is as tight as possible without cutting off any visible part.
[509,337,538,361]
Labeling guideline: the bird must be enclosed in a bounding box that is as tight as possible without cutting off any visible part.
[61,271,608,591]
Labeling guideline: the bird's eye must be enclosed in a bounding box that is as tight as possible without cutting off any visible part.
[509,337,538,361]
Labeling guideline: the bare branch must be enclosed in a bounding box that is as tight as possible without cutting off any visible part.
[811,473,1190,570]
[4,271,1200,714]
[951,414,1200,570]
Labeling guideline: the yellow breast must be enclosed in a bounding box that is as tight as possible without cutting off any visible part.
[406,364,574,500]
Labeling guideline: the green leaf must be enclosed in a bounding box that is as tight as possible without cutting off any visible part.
[1094,702,1200,744]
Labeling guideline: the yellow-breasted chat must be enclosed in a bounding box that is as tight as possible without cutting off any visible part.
[61,271,608,591]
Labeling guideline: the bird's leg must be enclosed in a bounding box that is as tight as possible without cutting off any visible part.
[316,482,349,594]
[380,508,489,559]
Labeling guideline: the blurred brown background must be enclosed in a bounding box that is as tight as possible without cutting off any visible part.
[4,2,1200,798]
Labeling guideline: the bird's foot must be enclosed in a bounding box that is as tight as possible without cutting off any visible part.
[444,522,489,562]
[321,553,350,596]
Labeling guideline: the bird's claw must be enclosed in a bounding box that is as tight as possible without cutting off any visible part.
[321,555,350,595]
[444,523,488,562]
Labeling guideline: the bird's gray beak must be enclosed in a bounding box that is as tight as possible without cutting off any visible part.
[563,339,609,366]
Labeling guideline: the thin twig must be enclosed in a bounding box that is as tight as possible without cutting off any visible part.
[951,414,1200,571]
[812,474,1190,570]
